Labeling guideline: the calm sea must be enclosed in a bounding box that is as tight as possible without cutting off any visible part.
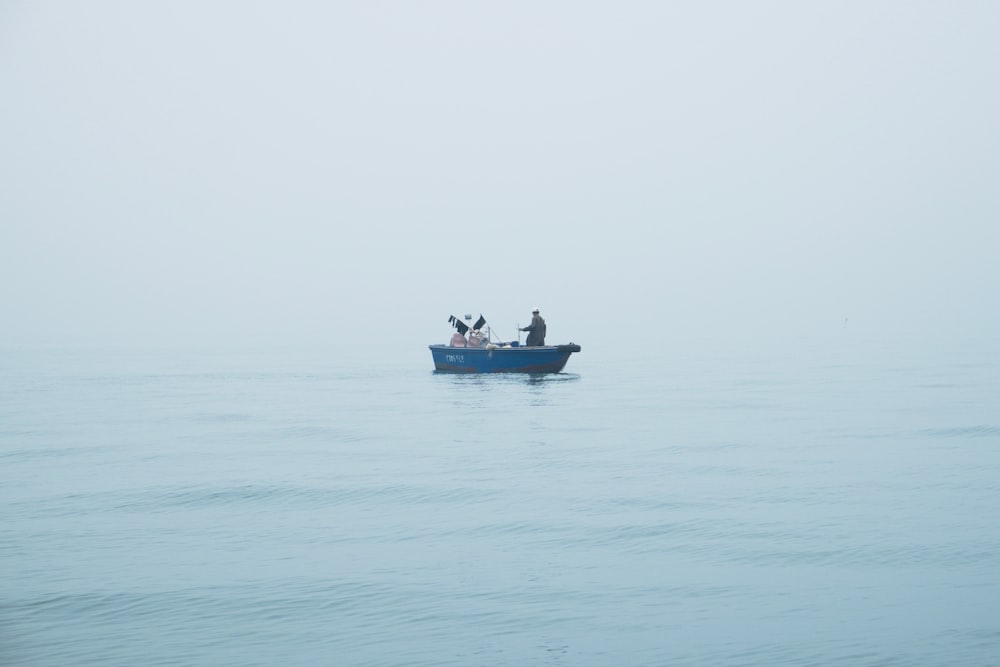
[2,338,998,666]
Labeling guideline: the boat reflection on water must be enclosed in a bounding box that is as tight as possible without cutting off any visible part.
[433,371,581,386]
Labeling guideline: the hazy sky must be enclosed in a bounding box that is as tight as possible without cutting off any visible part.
[2,2,997,352]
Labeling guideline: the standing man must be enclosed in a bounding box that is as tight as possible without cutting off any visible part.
[520,307,546,346]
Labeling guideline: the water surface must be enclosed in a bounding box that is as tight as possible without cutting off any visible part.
[2,339,998,665]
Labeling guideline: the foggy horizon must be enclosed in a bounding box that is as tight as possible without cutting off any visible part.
[2,2,997,354]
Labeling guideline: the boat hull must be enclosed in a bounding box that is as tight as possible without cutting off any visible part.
[428,344,581,373]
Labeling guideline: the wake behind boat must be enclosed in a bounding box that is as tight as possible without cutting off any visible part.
[429,313,581,373]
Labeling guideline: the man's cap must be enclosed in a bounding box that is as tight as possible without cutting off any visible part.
[532,307,540,313]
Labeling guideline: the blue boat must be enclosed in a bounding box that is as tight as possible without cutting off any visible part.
[429,342,582,373]
[430,314,581,373]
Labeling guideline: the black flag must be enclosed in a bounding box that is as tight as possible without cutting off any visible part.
[448,316,469,335]
[473,315,486,331]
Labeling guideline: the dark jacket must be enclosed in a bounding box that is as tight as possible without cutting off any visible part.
[521,314,546,346]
